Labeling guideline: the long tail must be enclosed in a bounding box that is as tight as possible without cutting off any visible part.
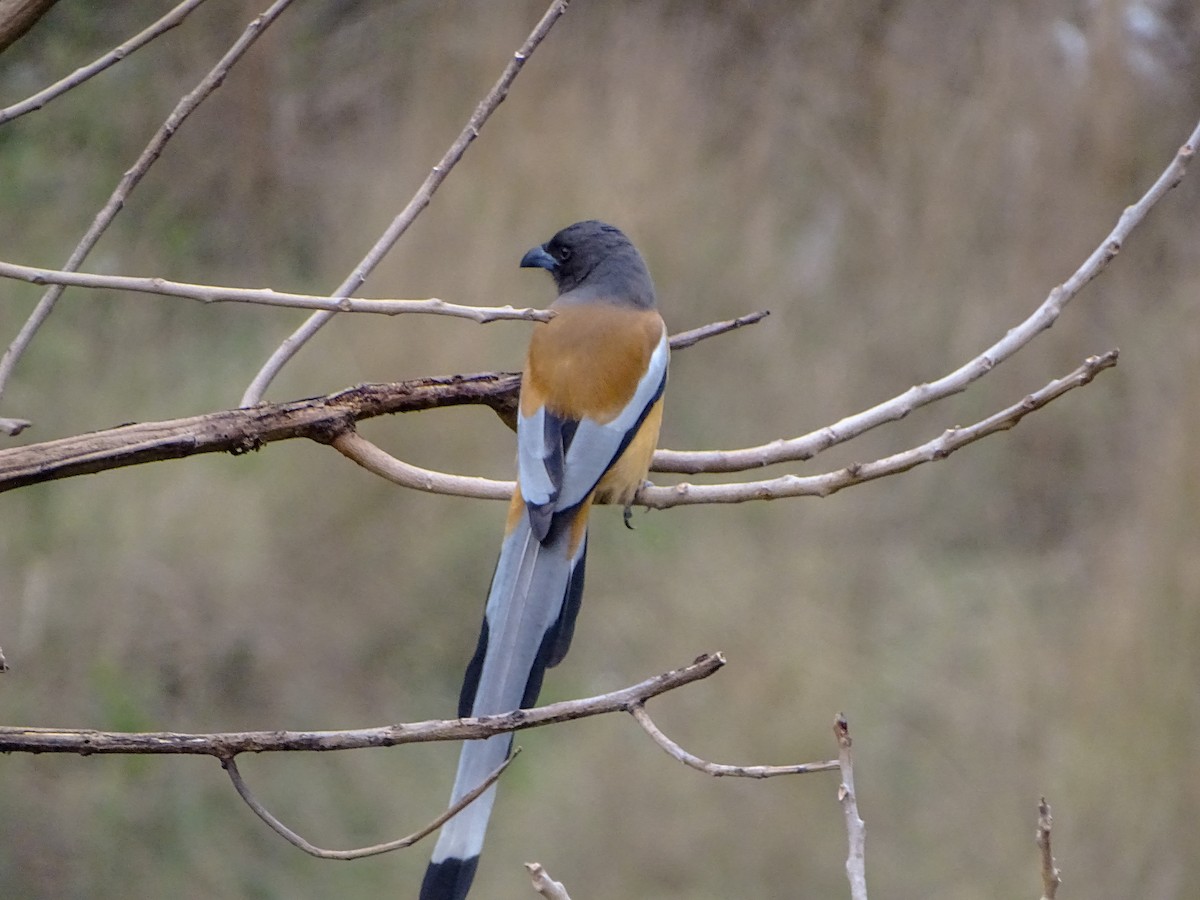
[420,506,589,900]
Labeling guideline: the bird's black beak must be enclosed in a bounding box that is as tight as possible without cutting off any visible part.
[520,244,557,271]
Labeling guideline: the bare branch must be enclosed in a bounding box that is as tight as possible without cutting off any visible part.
[334,351,1119,506]
[334,429,512,500]
[0,373,518,493]
[638,350,1118,508]
[0,312,761,492]
[629,701,838,778]
[0,0,298,408]
[834,715,868,900]
[239,0,572,406]
[0,260,553,323]
[653,116,1200,476]
[526,863,573,900]
[224,750,518,860]
[0,652,725,755]
[0,340,1108,497]
[1036,797,1062,900]
[665,309,769,350]
[0,0,208,125]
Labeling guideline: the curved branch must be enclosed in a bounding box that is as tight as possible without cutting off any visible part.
[652,116,1200,475]
[239,0,572,407]
[334,430,512,500]
[0,652,725,755]
[0,0,298,408]
[224,750,517,859]
[629,702,837,778]
[0,0,209,125]
[638,350,1117,508]
[0,312,760,492]
[334,351,1119,506]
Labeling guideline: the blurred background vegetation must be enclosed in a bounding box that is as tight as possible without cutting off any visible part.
[2,1,1199,897]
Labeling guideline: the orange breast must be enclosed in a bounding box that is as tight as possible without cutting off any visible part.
[521,304,665,423]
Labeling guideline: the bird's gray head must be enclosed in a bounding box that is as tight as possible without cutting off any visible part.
[520,220,656,309]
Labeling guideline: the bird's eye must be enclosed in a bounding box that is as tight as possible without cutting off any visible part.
[557,245,572,262]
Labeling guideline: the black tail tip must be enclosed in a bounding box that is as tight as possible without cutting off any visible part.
[420,856,480,900]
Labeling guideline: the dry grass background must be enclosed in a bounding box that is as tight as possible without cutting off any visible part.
[2,1,1200,897]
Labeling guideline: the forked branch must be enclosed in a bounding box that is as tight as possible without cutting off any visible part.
[0,0,299,415]
[0,312,764,494]
[239,0,572,406]
[0,652,841,863]
[0,653,726,755]
[334,350,1119,507]
[0,0,210,125]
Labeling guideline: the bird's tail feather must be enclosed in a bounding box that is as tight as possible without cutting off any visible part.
[420,511,588,900]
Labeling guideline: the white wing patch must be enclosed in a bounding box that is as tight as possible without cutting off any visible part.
[515,403,555,509]
[515,327,668,524]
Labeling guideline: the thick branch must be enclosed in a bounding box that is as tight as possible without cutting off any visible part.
[0,0,57,53]
[0,373,518,493]
[0,652,725,755]
[0,313,760,493]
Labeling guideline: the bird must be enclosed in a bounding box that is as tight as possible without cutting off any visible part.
[420,221,668,900]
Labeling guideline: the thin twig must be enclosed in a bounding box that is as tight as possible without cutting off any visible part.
[629,702,838,778]
[0,0,210,126]
[0,0,298,409]
[0,653,725,755]
[239,0,572,407]
[224,750,517,859]
[665,309,769,350]
[652,116,1200,475]
[834,715,868,900]
[333,350,1119,506]
[526,863,573,900]
[0,260,552,323]
[1036,797,1061,900]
